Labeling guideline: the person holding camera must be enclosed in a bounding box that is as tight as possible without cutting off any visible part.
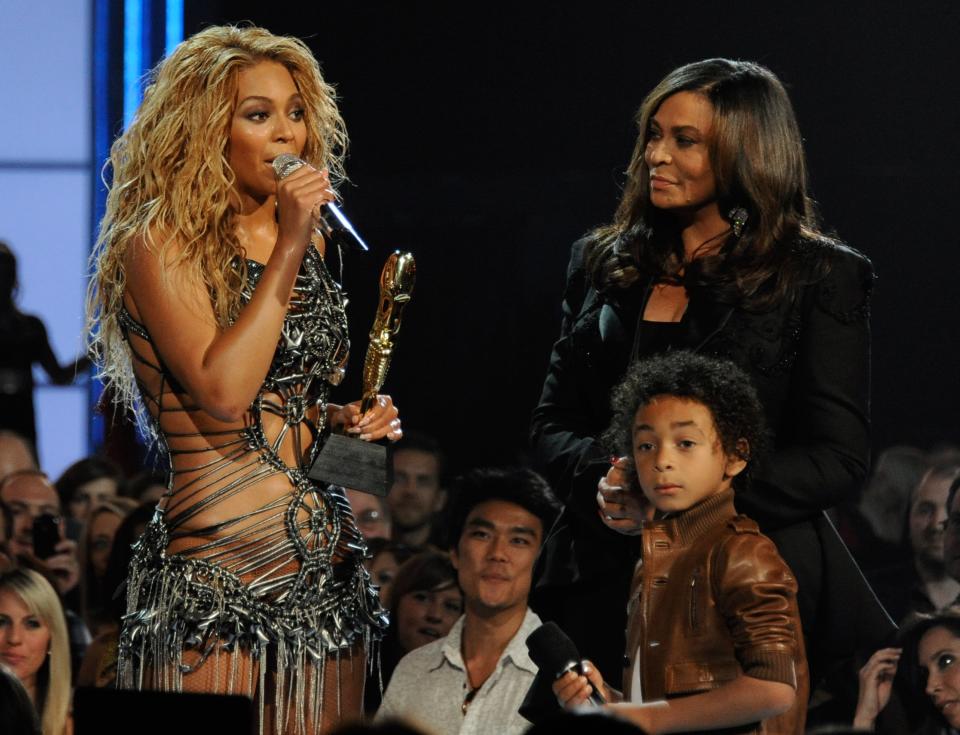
[0,470,89,675]
[0,471,79,596]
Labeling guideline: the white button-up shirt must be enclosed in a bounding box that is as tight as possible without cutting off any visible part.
[377,608,541,735]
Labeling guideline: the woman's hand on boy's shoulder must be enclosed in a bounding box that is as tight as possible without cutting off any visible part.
[597,457,651,535]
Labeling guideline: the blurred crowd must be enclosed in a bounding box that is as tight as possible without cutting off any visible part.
[2,415,959,733]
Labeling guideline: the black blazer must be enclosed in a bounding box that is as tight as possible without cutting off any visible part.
[530,235,894,669]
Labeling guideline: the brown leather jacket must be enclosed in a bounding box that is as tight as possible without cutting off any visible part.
[623,490,808,734]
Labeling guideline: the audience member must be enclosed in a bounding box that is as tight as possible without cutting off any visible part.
[80,498,137,636]
[388,433,446,547]
[54,457,124,524]
[0,567,72,735]
[854,607,960,733]
[869,463,960,624]
[0,472,80,599]
[346,489,392,541]
[365,540,420,607]
[555,352,806,733]
[366,551,462,714]
[857,446,930,551]
[0,431,37,483]
[0,470,90,677]
[834,445,927,573]
[390,553,463,656]
[941,473,960,596]
[122,471,167,505]
[378,467,560,734]
[0,662,42,735]
[85,500,136,582]
[77,502,154,689]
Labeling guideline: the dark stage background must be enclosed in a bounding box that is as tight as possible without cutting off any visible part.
[184,2,959,475]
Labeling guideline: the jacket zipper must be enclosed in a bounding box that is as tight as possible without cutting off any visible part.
[689,573,698,630]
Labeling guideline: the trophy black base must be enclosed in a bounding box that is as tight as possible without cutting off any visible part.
[308,434,388,496]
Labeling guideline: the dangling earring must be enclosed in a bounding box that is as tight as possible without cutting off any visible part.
[728,207,748,237]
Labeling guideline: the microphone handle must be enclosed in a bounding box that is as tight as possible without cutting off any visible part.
[272,155,369,252]
[316,201,369,252]
[558,661,606,707]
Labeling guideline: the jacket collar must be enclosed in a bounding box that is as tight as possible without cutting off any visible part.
[644,488,737,547]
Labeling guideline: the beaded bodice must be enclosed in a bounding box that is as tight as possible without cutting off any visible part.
[118,246,350,477]
[240,248,350,472]
[117,247,385,721]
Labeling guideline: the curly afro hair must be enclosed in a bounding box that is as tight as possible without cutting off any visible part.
[603,351,767,491]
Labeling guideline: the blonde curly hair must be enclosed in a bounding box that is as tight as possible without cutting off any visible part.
[87,25,347,425]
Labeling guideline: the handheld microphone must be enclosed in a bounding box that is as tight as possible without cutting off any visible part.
[272,153,369,252]
[525,622,605,707]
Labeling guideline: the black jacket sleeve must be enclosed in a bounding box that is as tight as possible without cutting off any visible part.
[740,244,874,529]
[530,238,609,504]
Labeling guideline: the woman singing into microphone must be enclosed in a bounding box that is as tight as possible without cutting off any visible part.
[88,25,399,733]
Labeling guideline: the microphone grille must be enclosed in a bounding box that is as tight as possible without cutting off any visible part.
[525,622,581,671]
[272,154,303,180]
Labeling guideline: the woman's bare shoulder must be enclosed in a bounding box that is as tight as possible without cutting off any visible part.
[123,229,211,321]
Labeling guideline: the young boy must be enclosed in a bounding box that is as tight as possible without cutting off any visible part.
[554,351,808,734]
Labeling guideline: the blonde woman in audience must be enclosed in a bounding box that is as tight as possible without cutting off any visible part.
[0,567,72,735]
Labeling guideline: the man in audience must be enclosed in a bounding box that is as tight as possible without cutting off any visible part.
[388,433,446,547]
[837,444,927,571]
[870,462,960,623]
[0,468,91,673]
[941,473,960,589]
[345,488,392,540]
[378,467,560,734]
[0,469,80,597]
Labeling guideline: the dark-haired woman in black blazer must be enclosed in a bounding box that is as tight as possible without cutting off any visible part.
[530,58,893,691]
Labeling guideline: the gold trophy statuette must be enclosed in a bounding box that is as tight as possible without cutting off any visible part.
[361,251,416,414]
[309,250,416,496]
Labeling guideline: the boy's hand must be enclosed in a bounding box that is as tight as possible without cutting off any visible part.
[597,457,651,535]
[552,659,613,708]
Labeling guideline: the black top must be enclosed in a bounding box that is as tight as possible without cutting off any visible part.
[634,318,685,358]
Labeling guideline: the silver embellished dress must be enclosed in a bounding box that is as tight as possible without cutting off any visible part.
[116,247,387,733]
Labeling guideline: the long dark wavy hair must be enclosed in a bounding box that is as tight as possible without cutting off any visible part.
[895,608,960,731]
[587,58,832,310]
